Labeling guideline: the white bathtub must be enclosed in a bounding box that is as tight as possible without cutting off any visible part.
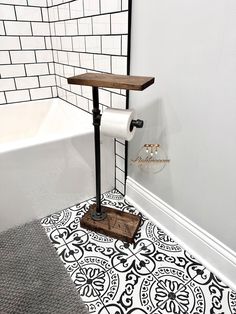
[0,98,114,233]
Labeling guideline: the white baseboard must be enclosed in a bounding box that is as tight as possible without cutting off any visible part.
[126,176,236,291]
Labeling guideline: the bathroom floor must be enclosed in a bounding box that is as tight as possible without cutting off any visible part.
[41,190,236,314]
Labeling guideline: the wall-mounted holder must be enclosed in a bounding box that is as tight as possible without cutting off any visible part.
[67,73,154,243]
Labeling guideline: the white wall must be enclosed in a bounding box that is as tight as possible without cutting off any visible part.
[129,0,236,252]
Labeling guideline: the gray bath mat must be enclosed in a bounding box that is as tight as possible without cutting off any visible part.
[0,221,89,314]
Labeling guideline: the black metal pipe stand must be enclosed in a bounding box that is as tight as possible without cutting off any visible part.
[91,87,107,221]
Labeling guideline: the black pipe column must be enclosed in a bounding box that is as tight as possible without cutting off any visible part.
[91,86,107,220]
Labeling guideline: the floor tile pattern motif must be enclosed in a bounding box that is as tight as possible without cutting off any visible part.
[41,190,236,314]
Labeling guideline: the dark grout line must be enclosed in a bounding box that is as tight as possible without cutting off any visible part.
[90,283,110,314]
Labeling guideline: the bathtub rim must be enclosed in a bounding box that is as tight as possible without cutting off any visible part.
[0,98,94,154]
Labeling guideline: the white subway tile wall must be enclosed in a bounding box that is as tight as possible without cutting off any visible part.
[0,91,6,103]
[0,1,56,104]
[0,51,10,64]
[0,0,130,194]
[6,89,30,103]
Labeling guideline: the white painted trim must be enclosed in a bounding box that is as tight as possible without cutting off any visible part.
[126,176,236,291]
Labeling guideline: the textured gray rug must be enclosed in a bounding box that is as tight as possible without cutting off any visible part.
[0,221,89,314]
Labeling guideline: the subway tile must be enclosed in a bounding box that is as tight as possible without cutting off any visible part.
[122,35,128,55]
[116,154,125,171]
[0,4,16,20]
[56,76,62,88]
[4,21,32,36]
[0,21,5,35]
[101,0,121,14]
[28,0,47,6]
[6,89,30,103]
[105,87,121,94]
[0,64,25,78]
[66,90,77,106]
[55,0,66,5]
[39,75,56,87]
[15,6,42,22]
[47,0,53,7]
[55,56,63,70]
[0,78,15,91]
[52,37,61,50]
[48,62,54,74]
[36,50,53,63]
[99,89,111,106]
[30,87,52,100]
[26,63,49,76]
[93,14,110,35]
[20,37,45,50]
[52,86,57,97]
[70,83,81,95]
[122,0,129,10]
[61,37,72,51]
[0,92,6,104]
[0,0,26,4]
[116,166,125,183]
[112,92,126,109]
[81,85,92,99]
[78,17,92,35]
[74,67,86,76]
[112,56,127,75]
[57,87,66,99]
[83,0,100,16]
[48,7,58,22]
[51,0,60,5]
[65,20,78,36]
[70,0,83,19]
[116,141,125,158]
[63,64,74,77]
[80,53,93,69]
[0,51,10,65]
[67,51,80,67]
[54,65,62,77]
[76,94,89,111]
[116,138,125,145]
[57,50,68,64]
[58,3,70,21]
[88,99,93,113]
[94,54,111,72]
[102,35,121,55]
[100,103,108,113]
[10,51,36,64]
[42,8,49,22]
[15,76,39,89]
[115,178,125,195]
[59,76,68,89]
[85,36,101,53]
[59,91,67,104]
[49,22,55,36]
[53,50,58,63]
[55,21,66,36]
[32,22,50,36]
[45,37,52,49]
[0,37,21,50]
[111,11,128,34]
[72,36,85,52]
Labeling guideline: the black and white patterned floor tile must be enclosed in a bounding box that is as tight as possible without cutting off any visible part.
[41,189,236,314]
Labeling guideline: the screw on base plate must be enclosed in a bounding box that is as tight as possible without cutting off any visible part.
[91,209,107,221]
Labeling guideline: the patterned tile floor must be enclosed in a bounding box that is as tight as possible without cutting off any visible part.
[41,189,236,314]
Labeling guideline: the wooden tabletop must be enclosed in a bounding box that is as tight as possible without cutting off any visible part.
[67,73,155,91]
